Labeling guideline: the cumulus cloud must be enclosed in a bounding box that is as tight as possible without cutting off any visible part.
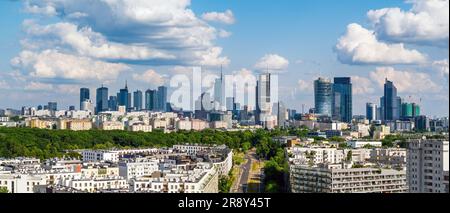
[202,10,235,25]
[22,0,231,67]
[368,0,449,47]
[335,23,427,65]
[254,54,289,71]
[22,21,175,61]
[11,50,130,81]
[0,80,9,89]
[297,79,313,92]
[432,59,449,78]
[369,67,442,93]
[351,76,375,95]
[132,69,166,86]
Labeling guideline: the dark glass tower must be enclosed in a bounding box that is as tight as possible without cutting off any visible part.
[145,89,157,111]
[96,86,108,114]
[133,90,143,111]
[157,86,167,112]
[314,78,333,117]
[118,81,130,111]
[80,88,90,110]
[108,96,118,111]
[382,79,401,121]
[332,77,352,122]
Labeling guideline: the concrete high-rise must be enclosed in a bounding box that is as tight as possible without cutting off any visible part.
[80,88,90,110]
[407,139,449,193]
[332,77,352,122]
[314,78,333,117]
[96,86,108,114]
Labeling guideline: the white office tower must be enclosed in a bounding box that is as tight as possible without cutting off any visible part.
[407,138,449,193]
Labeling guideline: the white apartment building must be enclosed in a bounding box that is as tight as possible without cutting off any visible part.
[128,123,152,132]
[370,148,407,166]
[130,166,218,193]
[0,174,47,193]
[176,119,192,131]
[119,159,159,180]
[173,144,211,155]
[347,140,382,148]
[407,139,449,193]
[288,147,345,165]
[99,121,124,130]
[59,176,128,193]
[289,164,407,193]
[82,150,119,163]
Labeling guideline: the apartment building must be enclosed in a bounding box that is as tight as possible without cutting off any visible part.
[289,164,407,193]
[0,174,47,193]
[119,158,159,180]
[59,176,128,193]
[407,139,449,193]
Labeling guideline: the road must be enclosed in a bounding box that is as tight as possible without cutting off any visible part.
[237,151,252,193]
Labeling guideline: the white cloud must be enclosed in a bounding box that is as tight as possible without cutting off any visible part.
[24,1,57,16]
[432,59,449,78]
[254,54,290,71]
[22,21,175,61]
[218,29,232,38]
[367,0,449,47]
[132,69,166,86]
[369,67,442,93]
[351,76,375,95]
[202,10,235,25]
[24,82,53,91]
[335,23,427,65]
[11,50,130,81]
[22,0,231,67]
[297,79,313,92]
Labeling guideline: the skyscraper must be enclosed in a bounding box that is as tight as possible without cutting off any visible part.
[157,86,167,112]
[133,90,143,111]
[256,73,272,124]
[314,77,333,117]
[80,88,90,110]
[108,96,118,111]
[332,77,352,122]
[118,81,130,111]
[145,89,157,111]
[381,79,401,121]
[401,102,421,119]
[48,102,57,111]
[96,86,108,114]
[366,103,377,122]
[214,70,224,110]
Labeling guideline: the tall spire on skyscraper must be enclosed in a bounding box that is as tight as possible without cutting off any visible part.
[125,80,128,90]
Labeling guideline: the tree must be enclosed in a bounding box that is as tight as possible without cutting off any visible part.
[0,187,8,193]
[346,150,352,161]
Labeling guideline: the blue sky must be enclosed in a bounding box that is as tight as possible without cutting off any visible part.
[0,0,448,117]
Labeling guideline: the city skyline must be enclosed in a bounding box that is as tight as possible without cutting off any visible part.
[0,0,448,117]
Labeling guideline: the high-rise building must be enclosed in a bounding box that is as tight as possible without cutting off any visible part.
[145,89,157,111]
[407,139,449,193]
[226,97,234,111]
[96,86,108,114]
[314,78,333,117]
[381,79,401,121]
[118,81,130,111]
[48,102,57,111]
[81,99,94,112]
[69,106,75,111]
[366,103,377,122]
[255,73,273,125]
[332,77,352,122]
[157,86,167,112]
[108,96,118,111]
[133,90,143,111]
[401,103,421,119]
[80,88,90,110]
[277,102,287,128]
[214,71,224,110]
[414,115,430,131]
